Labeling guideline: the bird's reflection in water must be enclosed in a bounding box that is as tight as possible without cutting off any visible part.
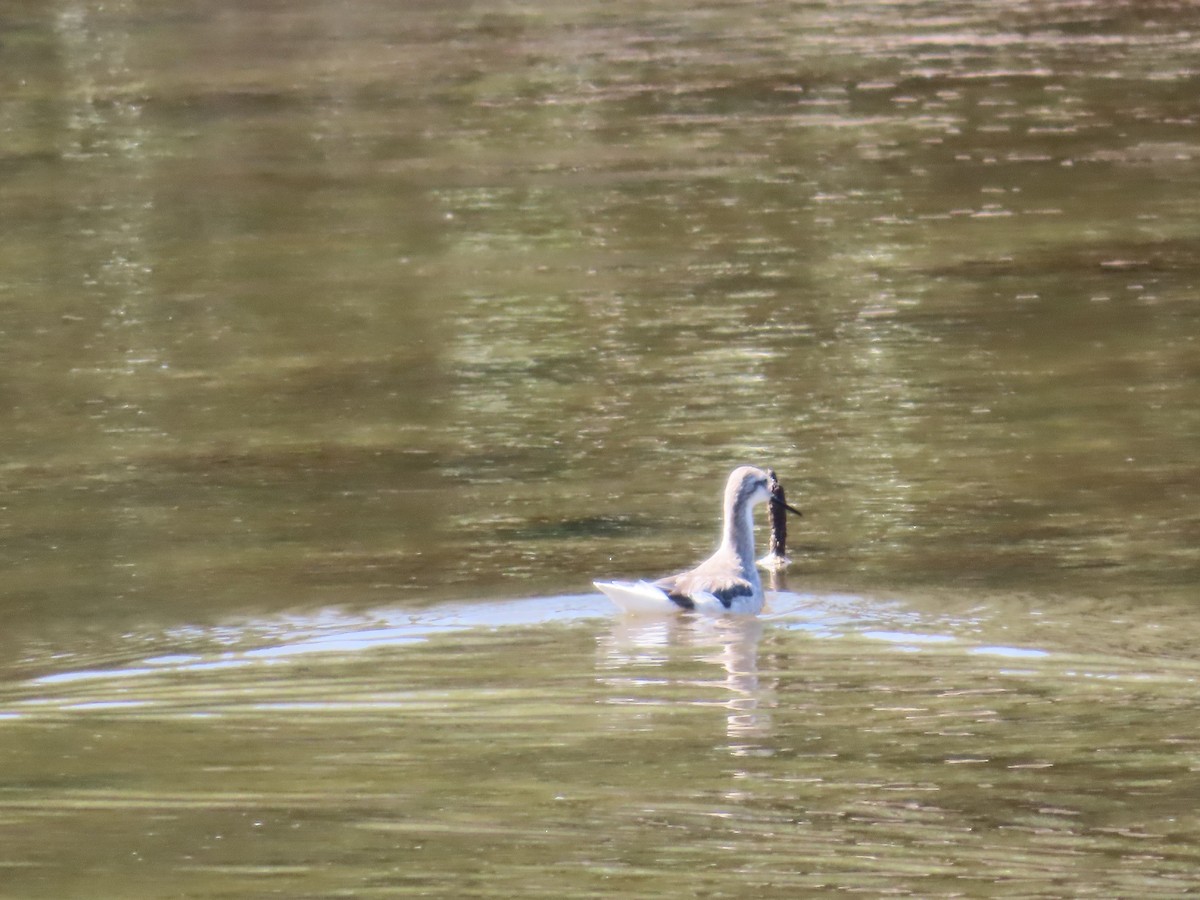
[597,612,774,755]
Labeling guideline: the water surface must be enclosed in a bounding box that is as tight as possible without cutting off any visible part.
[1,0,1199,895]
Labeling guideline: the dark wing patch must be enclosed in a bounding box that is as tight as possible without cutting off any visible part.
[656,572,754,610]
[710,582,755,609]
[664,591,695,610]
[652,574,696,610]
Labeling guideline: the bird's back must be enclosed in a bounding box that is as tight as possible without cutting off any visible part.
[654,548,760,611]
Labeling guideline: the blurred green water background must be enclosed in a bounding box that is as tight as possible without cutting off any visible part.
[1,0,1199,895]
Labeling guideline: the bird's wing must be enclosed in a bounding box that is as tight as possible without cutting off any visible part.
[651,573,697,610]
[594,580,677,614]
[654,572,755,610]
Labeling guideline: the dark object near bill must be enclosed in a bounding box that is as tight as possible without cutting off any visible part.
[762,468,800,569]
[767,469,788,558]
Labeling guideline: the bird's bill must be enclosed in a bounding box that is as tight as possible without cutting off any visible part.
[771,496,802,517]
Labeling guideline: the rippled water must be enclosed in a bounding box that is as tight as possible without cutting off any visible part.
[5,590,1200,895]
[2,0,1199,895]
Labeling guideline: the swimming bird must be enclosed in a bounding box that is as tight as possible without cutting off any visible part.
[594,465,802,616]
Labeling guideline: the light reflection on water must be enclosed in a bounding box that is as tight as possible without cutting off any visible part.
[2,591,1200,894]
[10,589,1192,718]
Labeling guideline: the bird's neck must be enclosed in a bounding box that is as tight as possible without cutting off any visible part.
[719,497,758,573]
